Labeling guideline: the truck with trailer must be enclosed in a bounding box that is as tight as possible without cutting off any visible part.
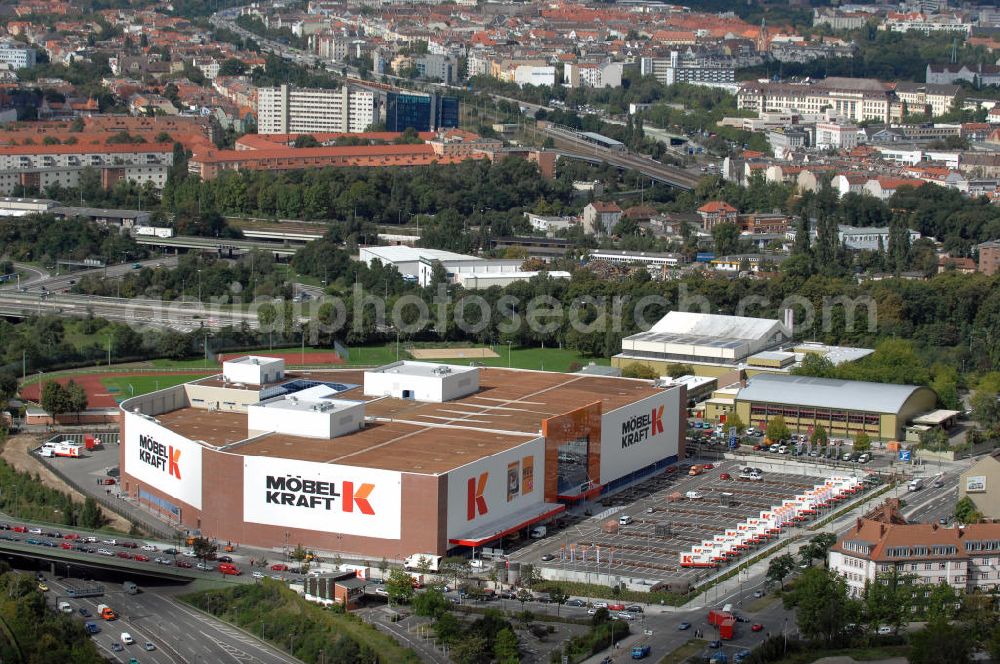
[39,441,83,458]
[96,604,117,620]
[708,609,736,639]
[404,553,442,572]
[65,583,105,598]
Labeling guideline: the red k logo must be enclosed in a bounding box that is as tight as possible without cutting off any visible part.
[467,472,488,521]
[343,481,376,515]
[168,447,182,479]
[650,405,664,437]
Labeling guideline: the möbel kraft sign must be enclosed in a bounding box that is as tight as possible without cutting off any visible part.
[124,412,203,510]
[243,457,401,539]
[620,405,665,448]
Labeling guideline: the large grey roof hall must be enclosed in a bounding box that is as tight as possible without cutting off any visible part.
[736,374,932,414]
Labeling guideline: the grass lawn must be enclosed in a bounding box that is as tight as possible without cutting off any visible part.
[101,374,209,399]
[768,644,910,664]
[657,638,707,664]
[345,343,609,373]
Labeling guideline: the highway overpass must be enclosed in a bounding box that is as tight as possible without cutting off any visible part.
[0,291,270,331]
[136,236,302,257]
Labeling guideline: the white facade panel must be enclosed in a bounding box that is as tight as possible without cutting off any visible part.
[247,399,365,439]
[446,437,545,542]
[599,388,682,484]
[364,363,479,403]
[222,356,285,386]
[242,456,402,539]
[123,411,203,510]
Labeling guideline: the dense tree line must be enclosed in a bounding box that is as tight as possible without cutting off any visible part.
[0,215,145,266]
[742,28,996,85]
[0,457,107,528]
[186,581,419,663]
[0,565,105,663]
[73,252,291,302]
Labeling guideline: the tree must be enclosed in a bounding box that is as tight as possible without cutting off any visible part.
[515,588,533,610]
[289,544,309,562]
[853,432,871,452]
[810,424,829,447]
[621,363,657,379]
[784,568,859,644]
[293,134,320,148]
[493,627,519,664]
[766,553,796,589]
[385,568,415,605]
[450,634,488,664]
[712,222,741,256]
[954,496,982,525]
[666,363,693,378]
[433,611,462,643]
[65,379,88,423]
[971,389,1000,430]
[591,607,611,625]
[924,582,960,623]
[726,412,745,434]
[217,58,248,77]
[548,585,568,616]
[0,372,18,401]
[412,589,448,618]
[377,558,389,581]
[40,381,71,420]
[910,620,971,664]
[765,416,790,443]
[257,303,278,347]
[79,497,105,529]
[862,571,916,635]
[191,537,217,563]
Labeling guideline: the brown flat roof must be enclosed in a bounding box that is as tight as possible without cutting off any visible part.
[154,367,664,473]
[156,409,248,447]
[238,422,537,474]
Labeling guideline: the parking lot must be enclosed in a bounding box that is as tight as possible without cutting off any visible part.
[513,457,876,586]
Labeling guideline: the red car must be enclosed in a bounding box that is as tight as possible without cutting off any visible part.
[120,541,138,549]
[176,561,193,568]
[117,552,131,559]
[60,542,72,550]
[270,564,289,571]
[703,463,715,470]
[751,624,764,632]
[720,473,731,480]
[12,526,26,533]
[134,554,150,562]
[63,534,79,540]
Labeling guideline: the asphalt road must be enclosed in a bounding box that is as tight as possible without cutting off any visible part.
[42,574,300,664]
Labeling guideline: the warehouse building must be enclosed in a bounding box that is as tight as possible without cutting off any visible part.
[118,358,684,559]
[613,311,792,377]
[734,374,937,441]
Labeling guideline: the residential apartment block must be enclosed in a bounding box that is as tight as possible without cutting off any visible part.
[256,85,377,135]
[893,82,961,118]
[0,143,173,195]
[640,52,735,88]
[829,500,1000,598]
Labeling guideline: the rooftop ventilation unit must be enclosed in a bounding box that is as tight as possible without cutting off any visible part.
[432,366,453,375]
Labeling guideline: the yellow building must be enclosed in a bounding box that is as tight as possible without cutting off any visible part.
[734,374,937,441]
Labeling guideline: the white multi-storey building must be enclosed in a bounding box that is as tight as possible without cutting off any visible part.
[0,41,36,69]
[256,85,377,134]
[564,62,624,88]
[738,77,898,124]
[640,52,735,88]
[829,500,1000,597]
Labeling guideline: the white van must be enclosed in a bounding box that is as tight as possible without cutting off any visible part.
[530,526,547,539]
[908,478,923,492]
[120,633,134,645]
[58,601,72,613]
[618,514,633,526]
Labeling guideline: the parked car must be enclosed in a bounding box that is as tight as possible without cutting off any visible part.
[720,473,731,480]
[877,626,893,635]
[374,587,389,597]
[703,463,714,470]
[685,491,703,499]
[140,544,157,551]
[217,556,233,563]
[176,561,193,568]
[270,564,289,571]
[133,554,150,562]
[252,571,265,579]
[196,563,215,571]
[751,623,764,632]
[753,590,764,598]
[708,640,722,648]
[566,599,586,607]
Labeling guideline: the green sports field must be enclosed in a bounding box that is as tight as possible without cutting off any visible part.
[100,374,210,399]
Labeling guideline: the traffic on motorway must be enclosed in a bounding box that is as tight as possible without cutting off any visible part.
[0,522,309,583]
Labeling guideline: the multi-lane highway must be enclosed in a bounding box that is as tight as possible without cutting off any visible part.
[41,574,300,664]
